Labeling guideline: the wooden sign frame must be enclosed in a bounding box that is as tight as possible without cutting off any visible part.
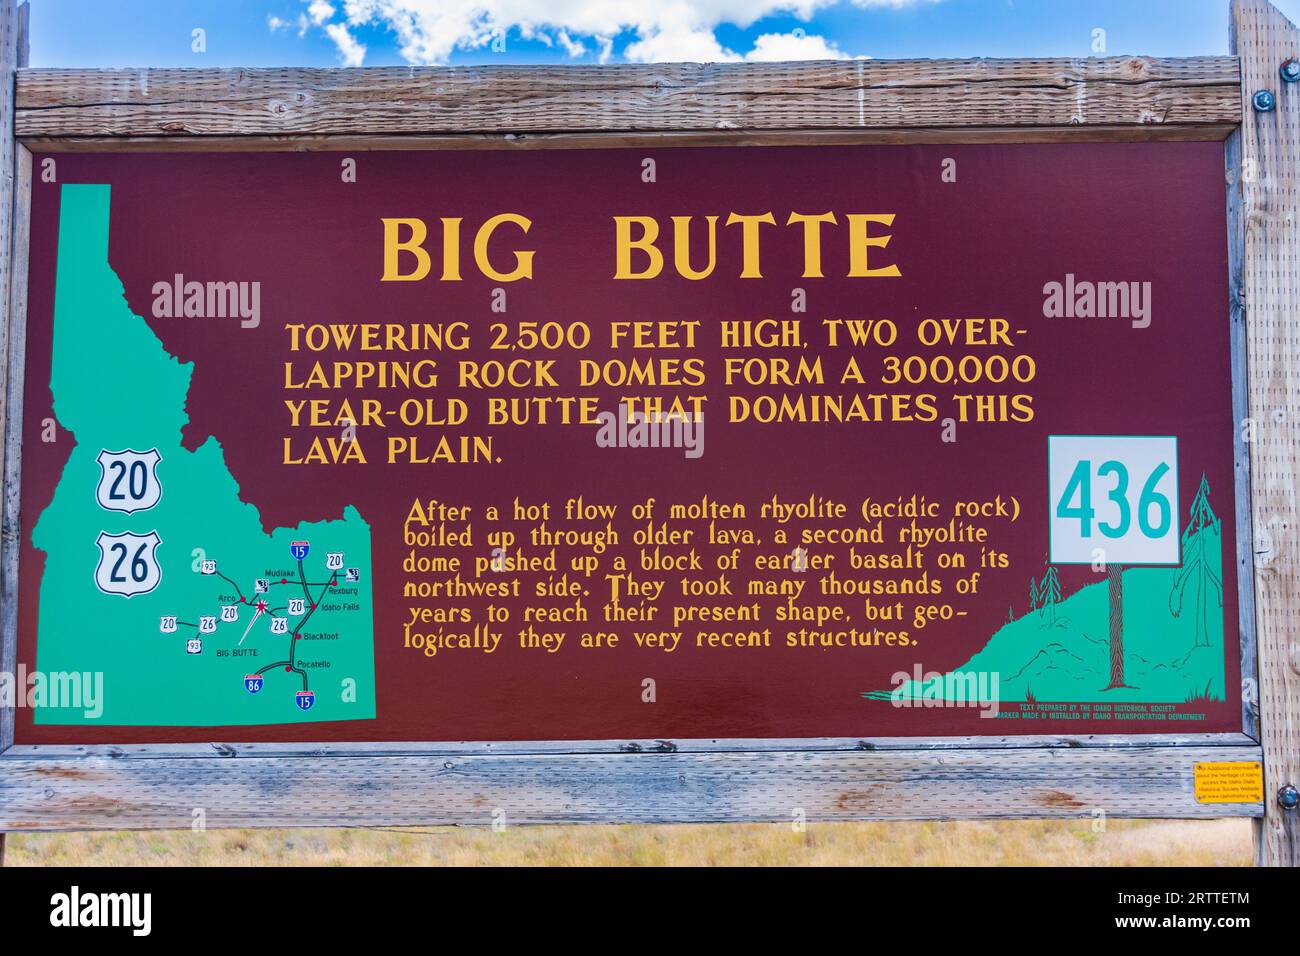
[0,0,1294,867]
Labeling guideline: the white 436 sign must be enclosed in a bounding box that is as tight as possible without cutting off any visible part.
[1048,435,1180,565]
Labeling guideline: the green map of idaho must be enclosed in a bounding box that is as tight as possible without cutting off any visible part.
[32,184,376,726]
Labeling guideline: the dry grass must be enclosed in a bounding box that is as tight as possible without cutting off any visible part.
[7,818,1252,866]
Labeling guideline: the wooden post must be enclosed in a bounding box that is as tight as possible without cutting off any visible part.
[1231,0,1300,868]
[1105,564,1126,689]
[0,0,26,869]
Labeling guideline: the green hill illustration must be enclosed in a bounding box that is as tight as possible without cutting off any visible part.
[31,184,376,726]
[867,476,1226,705]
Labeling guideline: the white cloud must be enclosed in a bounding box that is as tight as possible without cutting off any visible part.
[556,30,586,58]
[325,22,367,65]
[623,12,741,63]
[268,13,312,37]
[293,1,935,66]
[308,0,338,25]
[744,30,847,60]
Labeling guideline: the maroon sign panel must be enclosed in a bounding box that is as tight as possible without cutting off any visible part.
[15,143,1241,743]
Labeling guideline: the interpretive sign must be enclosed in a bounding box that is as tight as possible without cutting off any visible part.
[4,0,1299,854]
[12,144,1241,742]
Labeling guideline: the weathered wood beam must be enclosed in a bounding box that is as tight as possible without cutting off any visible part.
[1231,0,1300,869]
[0,0,27,867]
[0,744,1264,830]
[5,732,1257,758]
[18,126,1243,152]
[13,56,1241,139]
[0,0,26,755]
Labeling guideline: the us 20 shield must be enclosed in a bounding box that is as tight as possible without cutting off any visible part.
[95,449,162,514]
[94,530,162,597]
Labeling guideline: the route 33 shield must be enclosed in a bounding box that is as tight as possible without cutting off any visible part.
[94,531,163,598]
[95,448,162,514]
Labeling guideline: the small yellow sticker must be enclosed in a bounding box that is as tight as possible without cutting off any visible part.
[1193,761,1264,804]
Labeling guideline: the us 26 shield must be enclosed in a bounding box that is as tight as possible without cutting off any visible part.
[95,448,162,514]
[94,530,162,598]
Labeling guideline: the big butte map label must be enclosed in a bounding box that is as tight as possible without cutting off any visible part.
[13,145,1242,742]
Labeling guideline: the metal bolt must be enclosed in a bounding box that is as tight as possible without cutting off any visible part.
[1281,784,1300,811]
[1253,89,1276,112]
[1282,59,1300,83]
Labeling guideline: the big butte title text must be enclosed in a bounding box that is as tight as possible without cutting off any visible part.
[280,210,1035,465]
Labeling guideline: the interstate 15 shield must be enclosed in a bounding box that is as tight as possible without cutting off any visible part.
[95,448,162,514]
[94,530,162,598]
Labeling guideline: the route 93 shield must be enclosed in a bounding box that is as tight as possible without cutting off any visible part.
[95,448,163,514]
[94,531,163,598]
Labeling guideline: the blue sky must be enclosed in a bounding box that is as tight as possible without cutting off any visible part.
[28,0,1300,68]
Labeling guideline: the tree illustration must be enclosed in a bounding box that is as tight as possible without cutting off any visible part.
[1028,575,1040,612]
[1170,474,1223,648]
[1037,565,1061,628]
